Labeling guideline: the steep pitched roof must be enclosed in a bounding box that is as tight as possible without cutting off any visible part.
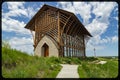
[25,4,92,37]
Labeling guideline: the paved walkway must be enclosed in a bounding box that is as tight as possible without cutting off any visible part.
[56,64,79,78]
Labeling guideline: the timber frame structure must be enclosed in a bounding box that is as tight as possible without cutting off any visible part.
[25,4,92,57]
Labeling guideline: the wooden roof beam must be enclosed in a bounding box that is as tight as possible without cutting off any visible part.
[72,24,79,36]
[75,24,82,36]
[66,19,74,34]
[68,21,78,35]
[61,15,72,35]
[77,24,85,36]
[24,4,92,37]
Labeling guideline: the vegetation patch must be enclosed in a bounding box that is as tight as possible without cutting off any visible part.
[2,41,118,78]
[78,57,118,78]
[2,42,62,78]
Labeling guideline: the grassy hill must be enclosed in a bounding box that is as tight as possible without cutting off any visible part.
[1,43,81,78]
[2,41,118,78]
[2,46,62,78]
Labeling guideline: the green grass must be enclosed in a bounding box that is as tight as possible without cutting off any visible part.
[78,57,118,78]
[2,46,62,78]
[1,41,81,78]
[2,41,118,78]
[57,57,81,64]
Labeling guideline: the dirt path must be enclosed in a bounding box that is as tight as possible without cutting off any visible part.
[56,64,79,78]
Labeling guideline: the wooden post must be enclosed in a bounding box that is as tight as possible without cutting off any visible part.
[72,38,74,57]
[58,11,60,43]
[73,48,74,57]
[34,18,37,48]
[73,38,75,57]
[67,47,68,57]
[68,36,69,57]
[83,35,86,58]
[69,36,71,57]
[75,38,77,57]
[57,11,61,57]
[58,11,63,57]
[68,36,70,57]
[66,34,68,57]
[71,37,73,57]
[69,36,72,57]
[65,34,67,57]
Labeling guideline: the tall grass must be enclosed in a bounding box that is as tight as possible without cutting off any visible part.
[2,41,62,78]
[2,41,118,78]
[78,57,118,78]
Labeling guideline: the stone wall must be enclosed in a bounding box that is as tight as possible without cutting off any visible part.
[34,35,59,57]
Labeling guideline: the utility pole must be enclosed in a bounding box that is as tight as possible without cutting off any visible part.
[94,48,96,57]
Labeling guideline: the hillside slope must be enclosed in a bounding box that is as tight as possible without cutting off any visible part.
[2,45,118,78]
[2,47,61,78]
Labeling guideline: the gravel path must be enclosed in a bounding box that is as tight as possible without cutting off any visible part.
[56,64,79,78]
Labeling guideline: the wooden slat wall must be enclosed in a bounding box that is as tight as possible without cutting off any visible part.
[60,15,86,58]
[34,9,58,48]
[34,9,86,57]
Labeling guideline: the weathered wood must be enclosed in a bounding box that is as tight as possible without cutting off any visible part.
[68,21,77,35]
[66,20,74,34]
[65,33,68,57]
[72,24,79,36]
[25,4,92,58]
[34,17,37,47]
[58,11,60,43]
[83,35,86,58]
[61,15,71,34]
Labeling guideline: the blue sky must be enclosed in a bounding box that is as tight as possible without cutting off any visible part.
[2,2,118,56]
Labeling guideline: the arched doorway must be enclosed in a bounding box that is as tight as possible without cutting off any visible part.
[42,43,49,57]
[35,35,59,57]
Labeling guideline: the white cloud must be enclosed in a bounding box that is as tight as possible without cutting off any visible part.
[2,2,37,55]
[111,35,118,43]
[58,2,92,25]
[7,2,25,10]
[2,2,118,55]
[84,2,118,51]
[90,2,117,24]
[2,2,40,35]
[26,6,38,19]
[87,43,105,51]
[73,2,92,25]
[86,35,118,51]
[86,19,108,36]
[2,2,39,19]
[3,2,28,18]
[57,2,118,52]
[9,37,34,55]
[114,16,118,21]
[2,17,31,35]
